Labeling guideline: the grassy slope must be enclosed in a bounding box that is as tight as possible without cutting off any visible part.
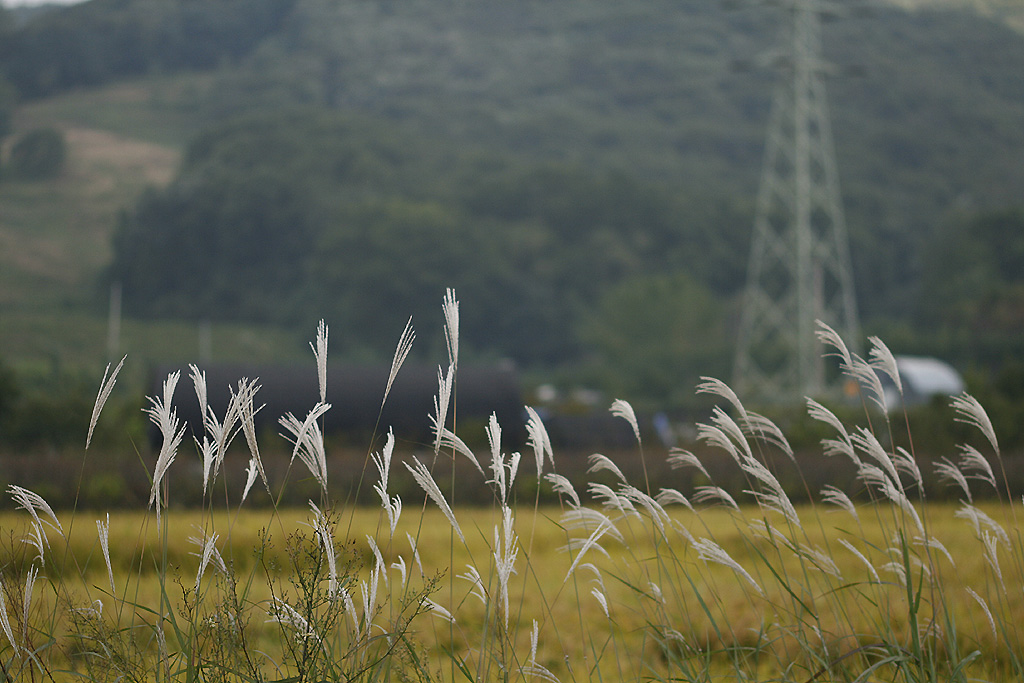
[0,77,306,380]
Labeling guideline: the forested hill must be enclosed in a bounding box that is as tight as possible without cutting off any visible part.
[3,0,1024,406]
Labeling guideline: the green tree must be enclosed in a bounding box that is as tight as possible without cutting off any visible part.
[6,126,66,180]
[577,272,729,410]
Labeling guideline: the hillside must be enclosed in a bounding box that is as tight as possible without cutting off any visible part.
[2,0,1024,406]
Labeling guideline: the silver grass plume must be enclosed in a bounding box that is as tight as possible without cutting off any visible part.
[694,537,763,595]
[610,398,641,445]
[310,320,328,404]
[563,517,615,584]
[560,507,624,543]
[966,587,997,639]
[87,354,125,449]
[587,453,626,484]
[97,513,115,594]
[384,318,415,408]
[433,424,483,475]
[279,402,331,494]
[655,488,693,511]
[0,585,16,659]
[189,364,208,432]
[309,503,339,598]
[404,456,464,543]
[145,371,186,524]
[267,597,319,642]
[591,587,610,618]
[545,473,580,508]
[442,288,460,370]
[372,430,402,537]
[743,411,794,461]
[815,320,854,374]
[958,444,997,489]
[934,457,972,503]
[869,336,903,397]
[189,528,226,598]
[9,485,64,542]
[951,393,1000,456]
[238,378,268,494]
[693,486,739,511]
[820,485,858,521]
[666,448,710,479]
[22,565,37,650]
[837,539,880,583]
[955,503,1010,548]
[458,564,487,605]
[431,364,455,455]
[525,405,554,475]
[494,505,519,626]
[696,376,747,421]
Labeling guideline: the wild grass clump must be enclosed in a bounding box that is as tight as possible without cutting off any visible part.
[0,290,1021,682]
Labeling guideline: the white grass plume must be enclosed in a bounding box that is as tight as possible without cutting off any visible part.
[372,430,402,536]
[820,486,858,521]
[693,486,739,511]
[655,488,693,511]
[279,402,331,494]
[442,288,459,369]
[310,319,328,404]
[591,587,610,618]
[146,372,186,523]
[433,423,483,475]
[667,448,710,479]
[610,398,641,445]
[0,583,15,657]
[966,587,997,639]
[958,444,997,490]
[494,505,519,626]
[384,317,415,408]
[815,320,854,372]
[951,393,1000,456]
[87,354,125,449]
[696,376,747,420]
[869,336,902,397]
[525,405,553,475]
[458,564,487,605]
[189,528,226,598]
[97,513,115,594]
[189,364,207,432]
[267,597,318,642]
[837,538,880,583]
[308,503,339,598]
[545,473,580,508]
[9,485,64,541]
[934,457,972,503]
[694,537,763,595]
[563,517,615,584]
[404,456,464,543]
[587,453,626,483]
[431,364,455,455]
[238,379,268,494]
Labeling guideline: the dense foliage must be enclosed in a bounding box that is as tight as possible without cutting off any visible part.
[109,108,744,403]
[4,0,1024,406]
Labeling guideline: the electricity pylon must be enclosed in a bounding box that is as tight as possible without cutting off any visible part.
[733,0,860,404]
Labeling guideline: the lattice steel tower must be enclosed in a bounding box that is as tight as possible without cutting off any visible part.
[733,0,860,403]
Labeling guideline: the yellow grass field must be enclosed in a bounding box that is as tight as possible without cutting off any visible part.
[1,500,1019,681]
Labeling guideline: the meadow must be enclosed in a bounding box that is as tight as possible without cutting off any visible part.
[1,293,1021,682]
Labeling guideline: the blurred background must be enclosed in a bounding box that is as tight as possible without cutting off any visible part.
[1,0,1023,503]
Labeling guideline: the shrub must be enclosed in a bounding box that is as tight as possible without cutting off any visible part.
[6,126,66,180]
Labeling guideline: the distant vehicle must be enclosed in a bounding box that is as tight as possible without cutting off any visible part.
[876,355,965,412]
